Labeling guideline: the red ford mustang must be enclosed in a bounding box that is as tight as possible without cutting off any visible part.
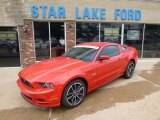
[17,42,138,108]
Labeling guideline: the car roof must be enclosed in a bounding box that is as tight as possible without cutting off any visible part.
[76,42,120,47]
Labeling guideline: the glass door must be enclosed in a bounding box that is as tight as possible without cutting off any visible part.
[143,24,160,58]
[34,22,65,61]
[50,22,65,58]
[123,24,144,57]
[34,22,50,61]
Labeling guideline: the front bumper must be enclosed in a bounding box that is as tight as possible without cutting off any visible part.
[17,78,60,107]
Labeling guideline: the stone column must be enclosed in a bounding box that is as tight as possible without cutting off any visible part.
[66,20,76,51]
[18,19,36,67]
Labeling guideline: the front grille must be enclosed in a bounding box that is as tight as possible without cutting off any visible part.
[21,77,33,88]
[22,93,32,101]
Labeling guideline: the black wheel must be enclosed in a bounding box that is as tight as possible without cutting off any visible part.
[124,61,135,79]
[61,79,86,108]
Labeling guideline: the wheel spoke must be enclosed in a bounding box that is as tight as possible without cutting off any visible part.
[71,85,74,91]
[68,95,74,100]
[74,96,77,105]
[129,69,131,75]
[76,95,81,100]
[71,96,75,105]
[67,94,74,100]
[77,93,83,98]
[67,92,73,96]
[74,84,77,91]
[78,92,83,96]
[77,86,84,92]
[77,84,82,91]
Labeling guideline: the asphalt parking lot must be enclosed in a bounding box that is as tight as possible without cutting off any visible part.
[0,59,160,120]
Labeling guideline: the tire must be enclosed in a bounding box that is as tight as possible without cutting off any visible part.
[61,79,86,108]
[124,61,135,79]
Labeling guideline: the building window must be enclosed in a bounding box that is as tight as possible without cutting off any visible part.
[76,22,99,44]
[143,24,160,58]
[0,27,20,67]
[123,24,144,57]
[34,22,65,61]
[50,22,65,58]
[34,22,50,61]
[100,23,122,43]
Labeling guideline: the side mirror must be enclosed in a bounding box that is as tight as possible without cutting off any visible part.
[99,55,110,61]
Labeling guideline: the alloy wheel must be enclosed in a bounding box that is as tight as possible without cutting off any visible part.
[127,62,135,77]
[66,83,85,106]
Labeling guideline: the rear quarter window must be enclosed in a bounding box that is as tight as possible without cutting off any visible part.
[122,46,127,51]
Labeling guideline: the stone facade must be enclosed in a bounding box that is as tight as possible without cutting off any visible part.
[0,0,160,67]
[0,0,160,26]
[18,19,35,67]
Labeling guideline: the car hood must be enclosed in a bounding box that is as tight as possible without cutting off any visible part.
[19,56,88,82]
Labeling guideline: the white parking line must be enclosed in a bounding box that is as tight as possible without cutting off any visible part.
[143,79,160,88]
[48,108,52,120]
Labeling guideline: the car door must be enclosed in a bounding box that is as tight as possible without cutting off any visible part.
[95,45,124,86]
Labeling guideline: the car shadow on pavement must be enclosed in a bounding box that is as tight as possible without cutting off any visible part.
[50,80,160,120]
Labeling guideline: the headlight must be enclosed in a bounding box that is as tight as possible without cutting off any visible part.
[38,82,54,88]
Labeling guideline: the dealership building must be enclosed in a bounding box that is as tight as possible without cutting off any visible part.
[0,0,160,67]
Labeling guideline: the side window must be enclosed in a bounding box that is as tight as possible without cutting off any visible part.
[99,45,120,57]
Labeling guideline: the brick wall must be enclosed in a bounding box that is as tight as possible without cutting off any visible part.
[66,21,76,50]
[18,19,35,67]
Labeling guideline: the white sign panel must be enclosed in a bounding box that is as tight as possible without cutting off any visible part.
[127,30,140,40]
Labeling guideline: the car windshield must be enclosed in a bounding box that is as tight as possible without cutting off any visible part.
[64,46,99,62]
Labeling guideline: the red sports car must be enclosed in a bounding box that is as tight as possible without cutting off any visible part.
[17,42,138,108]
